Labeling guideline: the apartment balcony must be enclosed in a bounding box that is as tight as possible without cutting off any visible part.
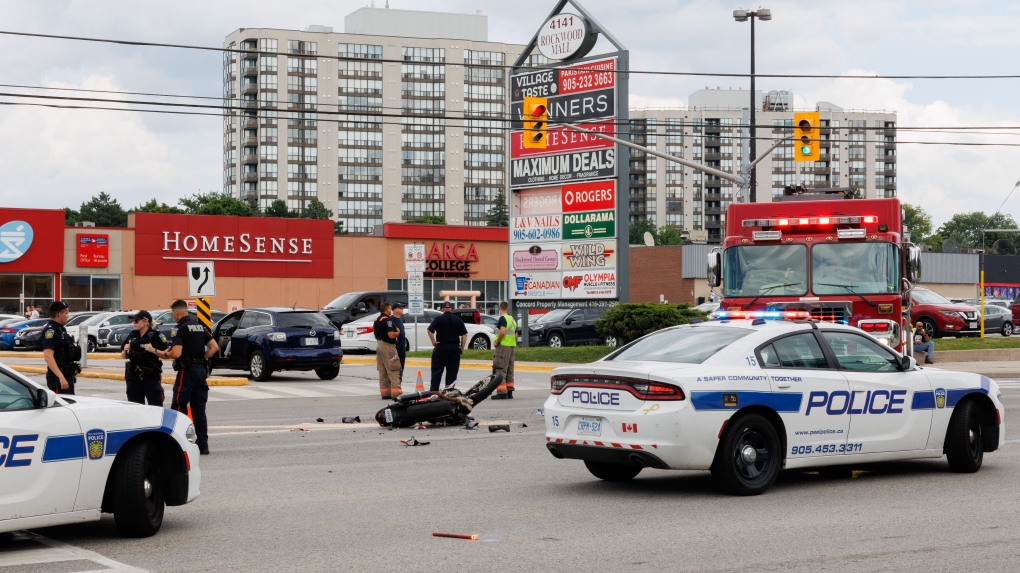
[241,65,258,77]
[243,118,258,129]
[241,173,258,183]
[242,136,258,147]
[225,175,236,185]
[705,220,724,229]
[243,84,258,95]
[241,101,258,110]
[705,207,723,215]
[704,152,722,161]
[704,192,723,202]
[242,153,259,164]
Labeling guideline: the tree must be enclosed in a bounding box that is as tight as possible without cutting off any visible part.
[79,192,128,227]
[264,199,295,218]
[902,203,932,245]
[628,218,658,245]
[243,194,262,216]
[657,226,684,246]
[64,208,80,226]
[486,189,509,227]
[409,216,447,225]
[334,220,348,236]
[133,198,184,214]
[302,199,333,220]
[936,211,1019,250]
[179,191,255,217]
[595,303,706,344]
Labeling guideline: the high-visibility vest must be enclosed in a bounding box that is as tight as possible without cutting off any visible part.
[499,313,517,347]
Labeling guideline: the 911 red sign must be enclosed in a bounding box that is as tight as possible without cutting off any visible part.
[76,234,108,268]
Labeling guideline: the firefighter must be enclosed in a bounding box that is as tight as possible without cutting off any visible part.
[374,302,402,399]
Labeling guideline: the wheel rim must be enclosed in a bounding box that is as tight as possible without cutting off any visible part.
[88,340,96,352]
[251,354,262,377]
[549,335,562,348]
[472,336,488,350]
[731,428,774,485]
[923,321,935,338]
[1005,324,1013,336]
[605,336,617,347]
[143,457,160,521]
[967,414,982,460]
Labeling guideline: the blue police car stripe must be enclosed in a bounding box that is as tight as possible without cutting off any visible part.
[911,391,935,410]
[42,434,85,462]
[946,387,989,409]
[690,391,803,413]
[41,409,179,462]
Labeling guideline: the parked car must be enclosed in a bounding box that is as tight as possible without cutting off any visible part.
[151,309,226,341]
[321,290,409,329]
[527,308,617,348]
[211,308,342,381]
[12,324,47,350]
[340,310,495,353]
[0,319,51,350]
[90,312,137,352]
[984,298,1011,310]
[982,304,1014,336]
[0,313,25,323]
[69,312,114,352]
[910,287,980,339]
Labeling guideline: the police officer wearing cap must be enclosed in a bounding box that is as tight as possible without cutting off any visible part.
[160,299,218,455]
[41,301,80,394]
[121,310,168,406]
[426,301,467,392]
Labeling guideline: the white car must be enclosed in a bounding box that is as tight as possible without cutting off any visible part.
[68,311,136,353]
[0,363,200,536]
[341,311,495,353]
[544,314,1005,495]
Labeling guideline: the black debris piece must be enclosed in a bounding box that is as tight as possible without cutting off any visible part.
[342,416,361,423]
[488,424,510,433]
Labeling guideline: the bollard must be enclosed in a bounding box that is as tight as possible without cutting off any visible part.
[78,325,88,368]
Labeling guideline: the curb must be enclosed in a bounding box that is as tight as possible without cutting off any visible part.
[8,365,249,386]
[340,355,558,373]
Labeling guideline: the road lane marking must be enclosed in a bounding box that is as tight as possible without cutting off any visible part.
[0,532,149,572]
[251,385,333,398]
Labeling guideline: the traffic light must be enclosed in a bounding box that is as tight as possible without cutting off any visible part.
[793,112,820,162]
[522,96,548,149]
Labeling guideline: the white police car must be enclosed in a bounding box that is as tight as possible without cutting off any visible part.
[0,363,200,536]
[544,312,1005,495]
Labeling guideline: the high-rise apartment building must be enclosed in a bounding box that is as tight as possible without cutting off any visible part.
[222,8,527,233]
[629,89,897,243]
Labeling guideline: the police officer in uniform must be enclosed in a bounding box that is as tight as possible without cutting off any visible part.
[121,310,168,406]
[374,302,402,399]
[426,301,467,392]
[391,302,409,381]
[41,301,80,394]
[160,300,218,455]
[491,301,517,400]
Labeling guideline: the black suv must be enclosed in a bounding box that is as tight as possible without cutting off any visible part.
[527,308,617,348]
[321,290,408,328]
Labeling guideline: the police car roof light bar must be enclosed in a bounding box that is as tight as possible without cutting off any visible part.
[715,310,810,320]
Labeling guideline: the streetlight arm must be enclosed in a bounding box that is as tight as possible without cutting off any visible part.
[747,136,791,171]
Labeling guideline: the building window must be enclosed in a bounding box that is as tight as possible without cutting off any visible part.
[58,274,119,312]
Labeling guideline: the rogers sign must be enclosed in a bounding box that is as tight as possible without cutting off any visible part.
[134,213,334,278]
[562,180,615,213]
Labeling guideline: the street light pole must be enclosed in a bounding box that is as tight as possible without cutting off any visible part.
[733,8,771,203]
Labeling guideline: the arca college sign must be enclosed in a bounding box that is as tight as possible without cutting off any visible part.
[134,213,334,278]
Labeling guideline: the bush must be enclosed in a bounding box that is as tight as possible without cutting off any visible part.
[595,303,707,344]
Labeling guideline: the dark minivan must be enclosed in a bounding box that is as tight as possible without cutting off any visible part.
[321,291,408,329]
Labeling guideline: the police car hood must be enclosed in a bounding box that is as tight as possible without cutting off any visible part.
[552,360,699,380]
[54,397,187,434]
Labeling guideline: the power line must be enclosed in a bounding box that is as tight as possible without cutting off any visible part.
[4,29,1020,81]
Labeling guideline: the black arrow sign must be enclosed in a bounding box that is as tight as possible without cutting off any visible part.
[197,267,210,293]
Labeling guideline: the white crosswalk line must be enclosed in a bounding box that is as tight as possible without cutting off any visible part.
[314,384,378,396]
[0,532,149,572]
[211,387,276,400]
[253,385,333,398]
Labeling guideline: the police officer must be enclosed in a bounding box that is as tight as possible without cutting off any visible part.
[161,300,218,455]
[41,301,80,394]
[121,310,168,406]
[491,301,517,400]
[374,303,403,399]
[391,302,409,381]
[426,301,467,392]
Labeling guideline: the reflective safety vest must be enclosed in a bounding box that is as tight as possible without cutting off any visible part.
[499,313,517,347]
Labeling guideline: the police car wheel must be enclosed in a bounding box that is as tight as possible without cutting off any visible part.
[583,460,642,482]
[712,413,782,496]
[249,350,273,381]
[315,363,340,380]
[945,399,984,473]
[110,441,165,537]
[470,335,490,350]
[547,333,564,348]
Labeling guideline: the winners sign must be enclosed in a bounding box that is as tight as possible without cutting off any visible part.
[509,2,629,309]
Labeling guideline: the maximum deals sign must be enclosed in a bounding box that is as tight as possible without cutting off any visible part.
[509,0,630,313]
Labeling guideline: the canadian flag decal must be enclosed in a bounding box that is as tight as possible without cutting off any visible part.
[621,423,638,433]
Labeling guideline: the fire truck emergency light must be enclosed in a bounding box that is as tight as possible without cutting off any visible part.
[741,215,879,228]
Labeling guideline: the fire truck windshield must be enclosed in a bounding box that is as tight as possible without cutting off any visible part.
[723,245,807,297]
[812,243,899,295]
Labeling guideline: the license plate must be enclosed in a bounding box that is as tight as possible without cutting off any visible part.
[345,331,354,338]
[969,322,977,328]
[384,409,394,423]
[14,341,22,346]
[304,337,319,346]
[577,417,603,436]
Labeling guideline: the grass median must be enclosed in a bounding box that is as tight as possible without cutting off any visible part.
[934,337,1020,351]
[406,346,615,364]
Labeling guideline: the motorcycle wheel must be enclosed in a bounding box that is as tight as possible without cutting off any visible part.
[465,373,503,405]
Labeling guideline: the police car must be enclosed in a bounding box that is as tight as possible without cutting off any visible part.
[0,363,200,536]
[544,311,1005,495]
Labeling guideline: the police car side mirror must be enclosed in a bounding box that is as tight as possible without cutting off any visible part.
[899,355,915,371]
[34,388,51,408]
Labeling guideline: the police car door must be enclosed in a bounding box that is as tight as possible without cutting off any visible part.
[820,330,933,453]
[0,368,83,521]
[757,331,851,459]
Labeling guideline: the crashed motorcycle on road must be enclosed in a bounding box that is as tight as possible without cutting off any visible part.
[375,373,503,428]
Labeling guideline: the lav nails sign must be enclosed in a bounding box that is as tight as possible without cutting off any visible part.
[537,13,598,61]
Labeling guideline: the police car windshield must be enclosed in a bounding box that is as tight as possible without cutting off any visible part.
[278,312,332,329]
[606,326,754,364]
[323,293,363,310]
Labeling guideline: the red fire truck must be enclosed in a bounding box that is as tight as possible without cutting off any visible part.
[707,190,921,353]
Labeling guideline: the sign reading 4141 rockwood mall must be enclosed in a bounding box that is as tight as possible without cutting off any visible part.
[509,0,629,310]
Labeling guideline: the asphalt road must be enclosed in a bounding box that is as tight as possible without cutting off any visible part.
[4,363,1020,573]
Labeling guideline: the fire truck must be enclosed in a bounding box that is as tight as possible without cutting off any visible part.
[707,189,922,353]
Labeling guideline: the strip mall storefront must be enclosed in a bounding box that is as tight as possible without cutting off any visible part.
[0,208,509,316]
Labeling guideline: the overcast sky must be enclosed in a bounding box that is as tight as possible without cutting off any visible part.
[1,0,1018,228]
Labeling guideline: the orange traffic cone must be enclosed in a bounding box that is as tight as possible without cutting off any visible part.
[186,406,194,421]
[415,370,425,392]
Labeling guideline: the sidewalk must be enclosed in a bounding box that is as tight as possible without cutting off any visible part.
[929,361,1017,379]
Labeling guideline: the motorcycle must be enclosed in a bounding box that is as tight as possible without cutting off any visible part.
[375,373,504,428]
